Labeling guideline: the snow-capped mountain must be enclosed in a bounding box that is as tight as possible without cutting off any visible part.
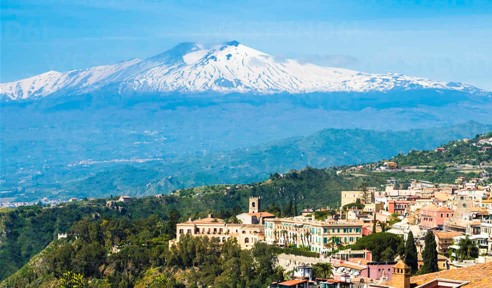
[0,41,481,101]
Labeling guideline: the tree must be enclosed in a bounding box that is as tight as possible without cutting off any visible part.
[381,247,395,261]
[420,231,438,274]
[352,232,403,262]
[58,271,87,288]
[372,213,377,233]
[312,262,333,279]
[166,208,181,238]
[404,231,418,274]
[457,236,479,261]
[379,221,388,232]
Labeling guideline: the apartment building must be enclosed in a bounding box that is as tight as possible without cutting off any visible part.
[264,216,363,253]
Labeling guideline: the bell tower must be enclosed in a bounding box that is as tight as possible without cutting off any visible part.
[391,260,410,288]
[249,197,261,213]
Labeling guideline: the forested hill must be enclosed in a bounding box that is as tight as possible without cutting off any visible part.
[1,133,491,286]
[390,132,492,166]
[0,167,372,284]
[4,121,491,204]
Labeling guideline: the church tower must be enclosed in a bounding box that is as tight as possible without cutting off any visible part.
[249,197,261,213]
[391,260,410,288]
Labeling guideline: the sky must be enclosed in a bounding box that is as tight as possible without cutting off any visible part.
[1,0,492,90]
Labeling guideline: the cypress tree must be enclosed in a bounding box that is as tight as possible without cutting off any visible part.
[404,231,418,274]
[421,230,438,274]
[372,214,377,233]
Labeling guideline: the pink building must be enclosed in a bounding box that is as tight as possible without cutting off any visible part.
[361,262,395,281]
[419,204,454,229]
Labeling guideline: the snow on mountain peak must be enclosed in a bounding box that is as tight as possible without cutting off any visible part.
[0,41,481,101]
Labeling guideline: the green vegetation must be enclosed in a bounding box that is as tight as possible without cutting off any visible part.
[314,210,337,221]
[351,232,403,262]
[272,245,320,258]
[392,132,492,167]
[404,231,418,275]
[342,199,365,211]
[420,231,439,274]
[1,132,490,286]
[312,263,333,279]
[1,230,284,288]
[4,121,490,203]
[456,236,479,261]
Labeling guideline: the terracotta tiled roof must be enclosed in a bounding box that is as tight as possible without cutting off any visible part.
[411,262,492,288]
[278,279,308,286]
[434,231,463,239]
[185,217,225,224]
[248,212,275,217]
[421,204,453,212]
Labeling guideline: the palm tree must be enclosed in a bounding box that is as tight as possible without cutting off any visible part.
[312,262,333,279]
[457,236,479,260]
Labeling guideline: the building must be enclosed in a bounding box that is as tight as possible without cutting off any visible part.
[341,191,365,207]
[410,262,492,288]
[419,204,454,229]
[434,231,463,255]
[451,234,490,256]
[117,196,132,203]
[264,216,363,253]
[384,161,398,170]
[236,197,275,224]
[174,197,270,249]
[364,261,396,281]
[388,200,410,215]
[275,279,309,288]
[363,203,384,213]
[417,253,449,271]
[481,199,492,211]
[292,265,313,280]
[391,260,410,288]
[340,189,375,208]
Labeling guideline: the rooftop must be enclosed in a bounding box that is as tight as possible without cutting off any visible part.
[278,279,308,286]
[183,216,225,224]
[411,262,492,288]
[434,231,463,239]
[246,212,275,217]
[421,204,454,212]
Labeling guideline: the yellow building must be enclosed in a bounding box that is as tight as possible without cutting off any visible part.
[264,216,363,253]
[174,197,274,249]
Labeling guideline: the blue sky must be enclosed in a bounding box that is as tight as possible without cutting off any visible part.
[1,0,492,90]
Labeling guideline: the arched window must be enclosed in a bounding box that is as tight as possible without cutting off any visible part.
[252,202,256,207]
[245,237,250,243]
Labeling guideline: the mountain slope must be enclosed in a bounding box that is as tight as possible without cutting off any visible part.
[35,122,492,201]
[1,133,490,285]
[0,41,482,100]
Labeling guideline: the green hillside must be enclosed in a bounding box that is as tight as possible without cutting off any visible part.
[6,121,491,202]
[1,132,490,286]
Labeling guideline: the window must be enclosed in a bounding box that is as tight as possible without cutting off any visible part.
[179,229,184,234]
[245,237,250,243]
